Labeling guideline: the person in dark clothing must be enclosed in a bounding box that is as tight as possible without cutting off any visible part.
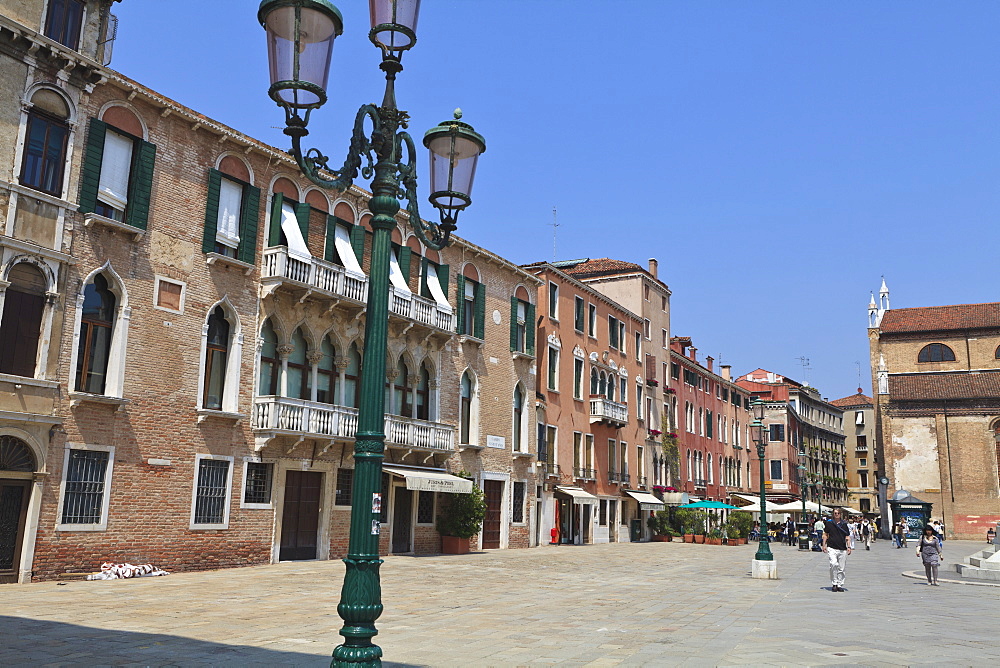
[823,508,853,592]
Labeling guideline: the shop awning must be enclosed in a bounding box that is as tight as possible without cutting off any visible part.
[383,467,472,494]
[624,490,665,511]
[554,486,598,505]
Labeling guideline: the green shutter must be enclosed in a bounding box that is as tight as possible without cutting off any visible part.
[474,282,486,339]
[202,169,222,254]
[455,274,466,334]
[295,202,311,245]
[525,302,536,356]
[77,118,107,213]
[509,296,519,352]
[437,264,449,298]
[268,193,284,247]
[126,139,156,230]
[325,216,339,262]
[398,246,412,283]
[350,224,366,264]
[238,183,261,265]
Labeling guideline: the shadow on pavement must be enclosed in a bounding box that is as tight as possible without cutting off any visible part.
[0,616,421,667]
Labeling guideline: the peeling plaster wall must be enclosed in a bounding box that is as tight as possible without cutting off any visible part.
[890,417,942,493]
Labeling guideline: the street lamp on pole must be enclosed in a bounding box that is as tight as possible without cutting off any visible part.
[750,398,773,565]
[259,2,486,665]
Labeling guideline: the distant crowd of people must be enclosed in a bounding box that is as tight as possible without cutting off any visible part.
[745,511,948,590]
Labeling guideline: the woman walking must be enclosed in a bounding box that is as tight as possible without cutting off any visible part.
[917,525,943,585]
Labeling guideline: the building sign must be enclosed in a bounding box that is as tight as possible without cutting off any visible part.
[487,435,506,449]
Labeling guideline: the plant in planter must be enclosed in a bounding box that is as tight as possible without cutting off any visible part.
[647,510,675,541]
[436,481,487,554]
[725,510,754,545]
[707,528,723,545]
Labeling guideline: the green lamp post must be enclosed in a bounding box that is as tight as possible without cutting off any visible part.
[750,399,773,562]
[258,2,486,666]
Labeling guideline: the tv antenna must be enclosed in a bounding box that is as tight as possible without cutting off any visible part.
[549,207,559,260]
[795,356,812,384]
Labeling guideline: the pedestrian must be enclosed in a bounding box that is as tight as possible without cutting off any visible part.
[861,518,871,550]
[813,515,826,551]
[916,524,942,585]
[931,520,945,543]
[823,508,853,592]
[898,519,908,548]
[786,517,795,546]
[893,519,905,548]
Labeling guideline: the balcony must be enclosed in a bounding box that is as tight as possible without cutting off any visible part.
[693,478,707,489]
[261,247,367,304]
[636,476,648,489]
[388,287,454,334]
[538,462,560,478]
[573,467,596,480]
[589,396,628,426]
[252,396,454,453]
[608,471,621,484]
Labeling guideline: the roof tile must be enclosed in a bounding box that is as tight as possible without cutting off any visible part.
[888,371,1000,401]
[880,303,1000,333]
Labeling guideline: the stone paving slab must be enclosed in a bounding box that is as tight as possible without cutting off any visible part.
[0,539,996,666]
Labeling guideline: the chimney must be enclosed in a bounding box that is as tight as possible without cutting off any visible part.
[706,356,714,372]
[688,346,697,361]
[648,258,658,278]
[721,364,731,380]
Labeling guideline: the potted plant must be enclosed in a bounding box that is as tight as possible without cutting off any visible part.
[707,528,723,545]
[647,510,674,541]
[436,481,487,554]
[675,508,699,543]
[726,511,754,545]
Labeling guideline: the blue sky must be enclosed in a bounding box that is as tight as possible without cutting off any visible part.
[109,1,1000,399]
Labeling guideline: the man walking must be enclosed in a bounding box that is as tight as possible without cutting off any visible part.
[823,508,853,592]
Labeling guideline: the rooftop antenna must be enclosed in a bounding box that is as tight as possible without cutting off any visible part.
[795,356,812,385]
[856,361,863,392]
[550,207,559,260]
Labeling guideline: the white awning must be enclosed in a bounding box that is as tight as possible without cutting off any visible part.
[554,486,598,505]
[383,466,472,494]
[280,203,311,259]
[333,224,365,276]
[425,264,452,310]
[388,249,411,293]
[624,490,665,511]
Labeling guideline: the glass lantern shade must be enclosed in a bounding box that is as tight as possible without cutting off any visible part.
[423,111,486,216]
[369,0,420,53]
[259,0,343,109]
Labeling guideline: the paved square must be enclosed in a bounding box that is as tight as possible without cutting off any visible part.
[0,539,996,666]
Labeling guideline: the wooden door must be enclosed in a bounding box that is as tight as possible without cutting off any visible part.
[0,480,31,584]
[279,470,322,561]
[482,480,503,549]
[391,487,413,553]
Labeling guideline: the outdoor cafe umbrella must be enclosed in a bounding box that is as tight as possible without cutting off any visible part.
[678,500,739,509]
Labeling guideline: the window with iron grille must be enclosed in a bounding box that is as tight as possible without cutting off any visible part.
[193,458,231,526]
[512,482,526,523]
[417,490,434,524]
[243,462,272,505]
[335,468,353,506]
[60,449,110,525]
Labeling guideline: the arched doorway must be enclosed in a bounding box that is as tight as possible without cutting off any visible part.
[0,436,36,583]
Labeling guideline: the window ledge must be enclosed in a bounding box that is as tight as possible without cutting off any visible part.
[0,374,60,389]
[512,450,535,459]
[206,252,255,274]
[457,335,484,346]
[512,351,535,361]
[83,213,145,240]
[458,443,485,452]
[0,234,74,264]
[197,409,246,424]
[69,392,128,409]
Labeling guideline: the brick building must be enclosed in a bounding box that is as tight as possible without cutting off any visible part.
[668,338,754,502]
[556,258,673,490]
[736,369,847,507]
[867,282,1000,539]
[830,390,877,514]
[523,262,661,545]
[0,0,538,583]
